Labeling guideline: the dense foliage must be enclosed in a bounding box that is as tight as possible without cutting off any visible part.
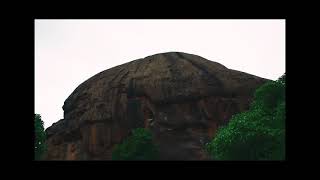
[206,74,285,160]
[112,128,159,160]
[35,114,47,160]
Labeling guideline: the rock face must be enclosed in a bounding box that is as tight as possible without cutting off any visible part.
[45,52,269,160]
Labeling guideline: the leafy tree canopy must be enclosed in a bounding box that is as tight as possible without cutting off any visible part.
[35,114,47,160]
[112,128,159,160]
[206,74,285,160]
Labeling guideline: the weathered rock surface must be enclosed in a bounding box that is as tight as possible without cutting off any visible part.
[45,52,269,160]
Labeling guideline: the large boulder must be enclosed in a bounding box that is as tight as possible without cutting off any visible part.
[44,52,269,160]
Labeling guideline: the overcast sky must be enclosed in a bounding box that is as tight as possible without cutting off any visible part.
[35,19,285,129]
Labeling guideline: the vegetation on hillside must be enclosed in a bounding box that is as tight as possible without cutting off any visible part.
[205,74,285,160]
[35,114,47,160]
[112,128,159,160]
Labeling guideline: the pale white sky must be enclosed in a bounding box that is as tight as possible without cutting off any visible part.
[35,19,285,129]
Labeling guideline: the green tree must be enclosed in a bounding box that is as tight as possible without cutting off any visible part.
[206,74,285,160]
[35,114,47,160]
[112,128,159,160]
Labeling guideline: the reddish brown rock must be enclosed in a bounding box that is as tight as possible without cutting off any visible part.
[44,52,269,160]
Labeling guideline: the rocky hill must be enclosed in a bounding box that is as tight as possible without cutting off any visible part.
[45,52,269,160]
